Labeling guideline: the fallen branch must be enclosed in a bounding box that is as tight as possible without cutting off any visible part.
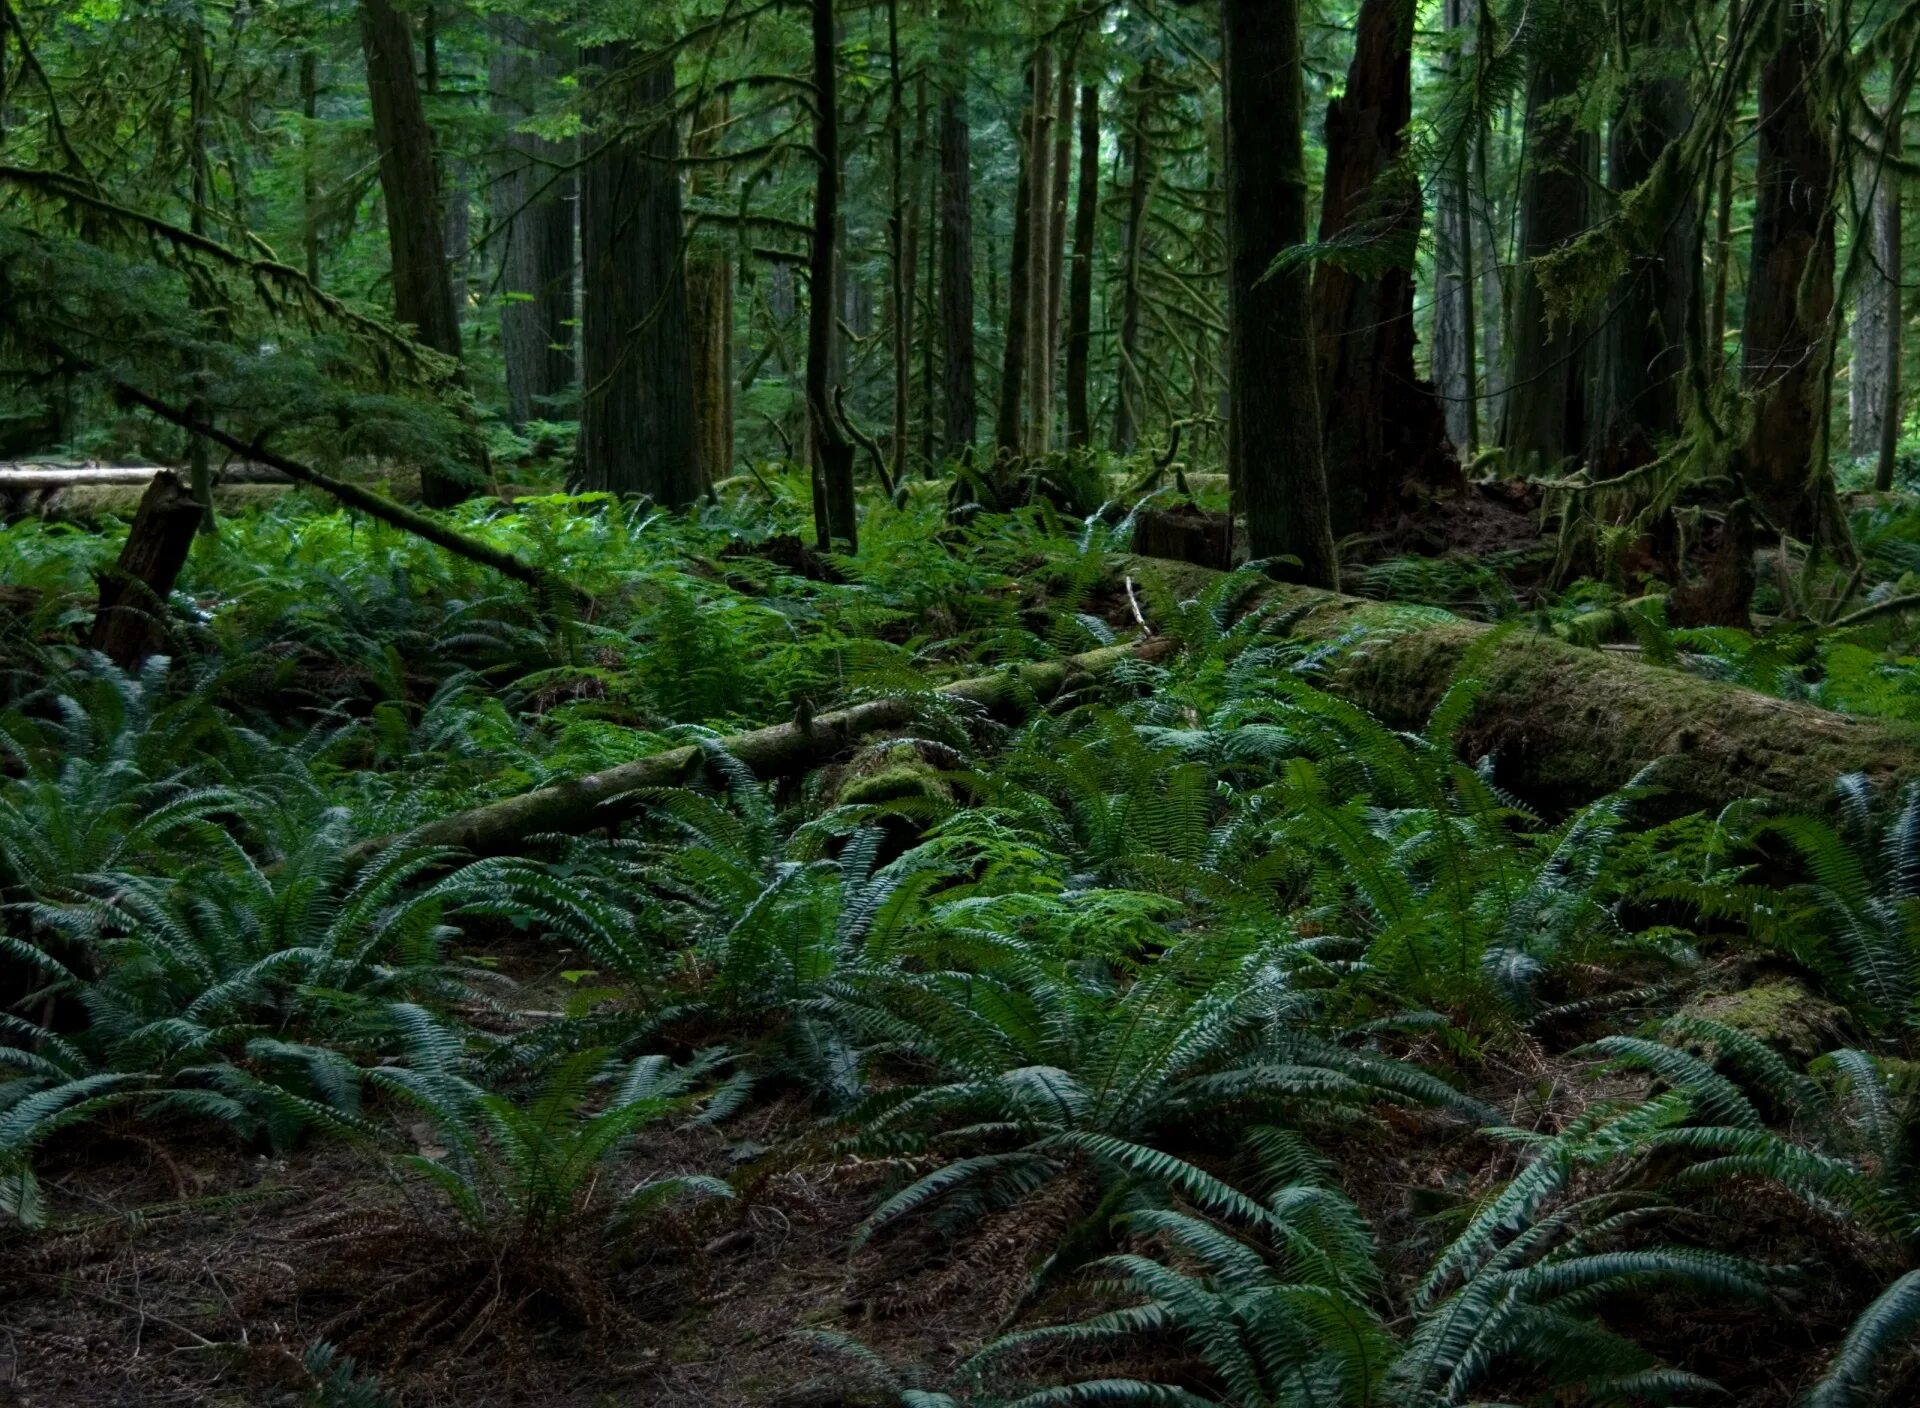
[1117,555,1920,814]
[354,640,1172,862]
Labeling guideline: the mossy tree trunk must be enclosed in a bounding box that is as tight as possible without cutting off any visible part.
[1066,79,1099,452]
[689,96,735,487]
[1222,0,1339,588]
[1111,63,1154,456]
[807,0,857,548]
[938,82,977,463]
[994,59,1036,461]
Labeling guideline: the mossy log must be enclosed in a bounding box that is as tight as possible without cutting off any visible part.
[357,640,1171,862]
[1118,554,1920,814]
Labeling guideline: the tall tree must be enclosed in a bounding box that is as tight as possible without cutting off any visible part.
[1740,1,1836,539]
[1851,114,1902,491]
[1499,14,1597,473]
[1038,53,1073,454]
[1431,0,1477,455]
[1065,79,1099,451]
[1309,0,1448,533]
[1222,0,1338,587]
[577,47,700,506]
[994,58,1038,460]
[807,0,857,546]
[489,20,575,429]
[1589,12,1697,477]
[689,97,735,485]
[938,82,977,462]
[359,0,468,506]
[1111,64,1154,455]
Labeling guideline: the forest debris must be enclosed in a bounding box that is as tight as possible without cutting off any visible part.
[1115,554,1920,814]
[355,639,1172,862]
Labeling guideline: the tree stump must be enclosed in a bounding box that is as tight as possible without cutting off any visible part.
[1129,504,1235,570]
[89,470,202,667]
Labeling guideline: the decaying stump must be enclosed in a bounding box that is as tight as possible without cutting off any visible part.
[1129,504,1235,570]
[89,470,203,666]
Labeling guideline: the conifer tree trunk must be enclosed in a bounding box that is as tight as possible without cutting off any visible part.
[1066,80,1099,451]
[939,86,977,462]
[489,21,575,429]
[1431,0,1477,455]
[1851,116,1901,486]
[1021,48,1055,458]
[577,48,700,507]
[358,0,467,506]
[995,64,1037,461]
[1709,114,1735,376]
[1741,3,1836,538]
[1111,65,1154,455]
[301,51,321,285]
[1039,60,1073,455]
[1499,24,1596,474]
[1222,0,1338,588]
[886,0,910,486]
[1309,0,1446,534]
[1590,16,1696,476]
[807,0,857,547]
[913,75,934,474]
[689,97,734,486]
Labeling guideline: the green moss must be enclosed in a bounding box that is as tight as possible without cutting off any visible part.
[1684,979,1844,1062]
[839,760,951,807]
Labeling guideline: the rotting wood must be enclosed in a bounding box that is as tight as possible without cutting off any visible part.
[353,639,1174,862]
[1116,554,1920,815]
[89,471,204,667]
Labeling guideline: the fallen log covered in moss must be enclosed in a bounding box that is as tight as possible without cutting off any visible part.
[358,640,1173,861]
[1117,554,1920,814]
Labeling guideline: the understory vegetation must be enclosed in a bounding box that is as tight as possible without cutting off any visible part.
[5,482,1920,1406]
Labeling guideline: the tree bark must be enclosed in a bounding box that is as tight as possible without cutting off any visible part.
[89,471,203,668]
[1499,24,1596,474]
[358,641,1171,860]
[1111,65,1153,456]
[1851,120,1901,482]
[358,0,467,507]
[489,20,575,429]
[939,88,977,463]
[577,47,701,507]
[1431,0,1476,456]
[807,0,857,547]
[1222,0,1338,588]
[1066,80,1099,452]
[1741,4,1836,538]
[1589,15,1697,478]
[994,64,1037,461]
[1038,57,1073,455]
[1116,553,1920,817]
[689,97,734,487]
[1309,0,1449,535]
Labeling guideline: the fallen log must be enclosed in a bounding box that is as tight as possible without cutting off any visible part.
[0,464,290,487]
[1117,554,1920,814]
[89,471,204,667]
[355,640,1172,862]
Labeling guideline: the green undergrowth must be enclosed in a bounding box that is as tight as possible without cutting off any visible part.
[3,482,1920,1404]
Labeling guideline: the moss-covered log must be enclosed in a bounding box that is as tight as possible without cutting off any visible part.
[1118,555,1920,814]
[359,640,1171,861]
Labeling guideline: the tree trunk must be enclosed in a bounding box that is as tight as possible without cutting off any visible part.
[359,641,1171,861]
[915,74,935,474]
[489,20,575,429]
[1309,0,1448,535]
[89,471,205,668]
[807,0,857,548]
[1431,0,1477,456]
[1589,19,1697,478]
[1709,114,1735,378]
[1117,553,1920,817]
[1499,27,1596,474]
[1222,0,1338,588]
[1851,121,1901,479]
[994,66,1036,461]
[886,0,910,487]
[358,0,467,507]
[1066,80,1099,452]
[1741,4,1836,539]
[689,97,735,486]
[577,47,700,507]
[301,51,321,285]
[1111,65,1153,455]
[939,89,977,463]
[1037,56,1073,455]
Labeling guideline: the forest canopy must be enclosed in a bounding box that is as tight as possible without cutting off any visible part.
[6,0,1920,1403]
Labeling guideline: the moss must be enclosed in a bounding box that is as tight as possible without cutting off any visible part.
[1684,978,1844,1063]
[838,760,951,808]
